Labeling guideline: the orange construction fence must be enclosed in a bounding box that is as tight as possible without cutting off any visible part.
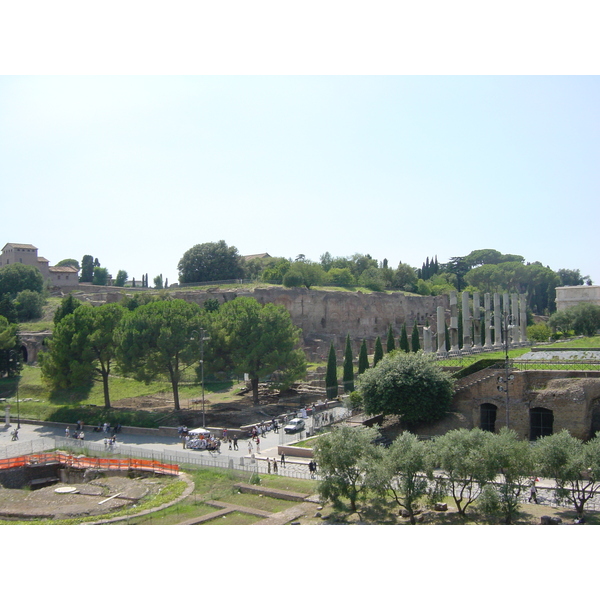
[0,452,179,476]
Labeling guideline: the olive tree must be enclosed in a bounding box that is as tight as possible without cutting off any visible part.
[367,432,430,524]
[534,430,600,519]
[313,425,379,513]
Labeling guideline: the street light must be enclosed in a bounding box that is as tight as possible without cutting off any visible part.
[191,329,210,428]
[9,349,20,429]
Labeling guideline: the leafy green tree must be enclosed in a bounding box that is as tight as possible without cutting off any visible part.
[178,240,244,284]
[0,316,20,377]
[411,322,420,352]
[283,261,325,289]
[527,323,552,342]
[326,267,355,286]
[358,339,369,374]
[569,303,600,336]
[480,428,533,524]
[367,432,430,524]
[41,304,126,409]
[557,268,584,287]
[117,299,204,410]
[0,263,44,297]
[92,267,109,286]
[0,294,18,323]
[313,425,379,513]
[534,430,600,519]
[261,258,291,284]
[358,266,385,291]
[80,255,95,282]
[548,309,572,337]
[431,428,496,517]
[325,342,338,400]
[358,351,453,426]
[54,294,83,325]
[399,324,409,353]
[15,290,44,321]
[343,334,354,393]
[206,297,306,405]
[386,325,396,353]
[373,336,384,366]
[154,274,164,289]
[56,258,80,270]
[115,270,128,287]
[203,298,220,312]
[392,262,418,292]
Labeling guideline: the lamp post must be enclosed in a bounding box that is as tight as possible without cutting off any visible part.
[191,329,210,429]
[495,313,515,428]
[9,349,20,429]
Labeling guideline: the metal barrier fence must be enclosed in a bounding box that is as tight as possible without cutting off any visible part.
[52,437,314,480]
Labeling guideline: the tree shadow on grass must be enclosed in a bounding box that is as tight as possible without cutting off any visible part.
[47,380,94,405]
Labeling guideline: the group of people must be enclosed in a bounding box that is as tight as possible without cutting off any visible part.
[184,432,221,452]
[65,426,85,441]
[94,422,122,434]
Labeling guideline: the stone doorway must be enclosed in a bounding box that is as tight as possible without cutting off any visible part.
[530,407,554,441]
[480,403,497,433]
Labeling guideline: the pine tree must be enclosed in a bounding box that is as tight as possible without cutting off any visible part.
[358,339,369,374]
[325,342,338,400]
[343,334,355,392]
[400,324,410,353]
[386,324,396,353]
[373,336,384,366]
[411,321,421,352]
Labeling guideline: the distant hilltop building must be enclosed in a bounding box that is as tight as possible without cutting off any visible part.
[555,285,600,312]
[1,243,79,288]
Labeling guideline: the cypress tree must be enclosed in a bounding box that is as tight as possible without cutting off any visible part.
[373,336,384,366]
[325,342,338,400]
[445,321,450,351]
[411,321,421,352]
[343,334,355,392]
[386,324,396,353]
[400,323,410,353]
[358,339,369,374]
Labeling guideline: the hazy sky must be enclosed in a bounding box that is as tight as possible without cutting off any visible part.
[1,75,598,285]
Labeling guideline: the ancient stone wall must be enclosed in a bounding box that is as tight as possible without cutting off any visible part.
[173,287,449,360]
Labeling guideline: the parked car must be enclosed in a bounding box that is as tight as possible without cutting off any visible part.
[284,418,305,434]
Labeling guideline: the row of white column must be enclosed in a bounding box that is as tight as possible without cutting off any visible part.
[422,291,528,356]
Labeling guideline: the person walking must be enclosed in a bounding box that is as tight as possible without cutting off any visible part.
[280,452,285,467]
[255,436,260,453]
[233,435,238,451]
[248,440,253,454]
[529,481,538,504]
[273,459,278,474]
[267,458,271,474]
[65,426,70,438]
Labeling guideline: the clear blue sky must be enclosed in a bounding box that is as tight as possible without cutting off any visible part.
[2,75,598,286]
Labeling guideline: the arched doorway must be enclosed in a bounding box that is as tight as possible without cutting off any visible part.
[530,407,554,441]
[480,403,497,433]
[590,402,600,439]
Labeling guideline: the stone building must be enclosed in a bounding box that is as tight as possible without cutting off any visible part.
[555,285,600,312]
[0,243,50,279]
[0,242,79,289]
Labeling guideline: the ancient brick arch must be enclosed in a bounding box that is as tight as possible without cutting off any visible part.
[18,332,52,364]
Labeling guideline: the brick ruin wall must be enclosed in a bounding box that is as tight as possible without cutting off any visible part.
[172,287,449,361]
[437,370,600,441]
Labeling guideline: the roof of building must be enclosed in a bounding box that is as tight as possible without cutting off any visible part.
[37,256,50,264]
[2,243,38,251]
[49,265,79,273]
[243,253,271,261]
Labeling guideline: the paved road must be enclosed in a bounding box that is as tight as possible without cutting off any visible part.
[0,407,347,479]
